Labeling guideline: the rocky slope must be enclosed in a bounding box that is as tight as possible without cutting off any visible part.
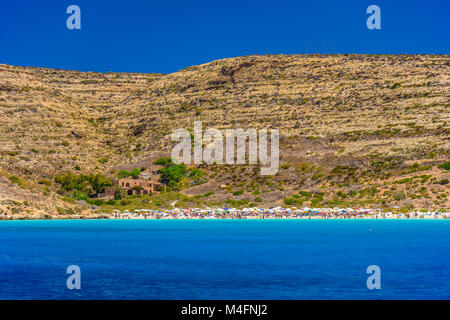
[0,54,449,218]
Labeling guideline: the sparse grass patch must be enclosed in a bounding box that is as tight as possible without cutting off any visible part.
[9,176,24,188]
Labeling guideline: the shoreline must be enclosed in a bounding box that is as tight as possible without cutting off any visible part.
[109,216,449,220]
[1,216,448,221]
[2,207,449,221]
[107,207,450,220]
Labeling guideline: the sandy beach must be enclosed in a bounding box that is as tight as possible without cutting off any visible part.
[109,207,450,220]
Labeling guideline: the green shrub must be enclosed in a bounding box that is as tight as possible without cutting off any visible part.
[439,162,450,170]
[188,168,204,178]
[88,199,104,206]
[73,191,89,201]
[118,170,131,179]
[55,206,75,215]
[283,196,303,206]
[225,199,249,207]
[284,197,296,205]
[393,190,406,201]
[54,172,112,194]
[390,82,401,89]
[130,168,141,179]
[160,164,187,189]
[299,191,312,197]
[153,157,174,167]
[90,173,113,193]
[337,191,347,198]
[395,177,412,184]
[9,176,24,188]
[56,206,65,214]
[98,157,109,164]
[37,179,52,186]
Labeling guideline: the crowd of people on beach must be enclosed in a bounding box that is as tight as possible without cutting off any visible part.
[109,207,450,220]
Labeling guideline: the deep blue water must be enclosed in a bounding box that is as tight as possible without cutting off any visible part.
[0,219,449,300]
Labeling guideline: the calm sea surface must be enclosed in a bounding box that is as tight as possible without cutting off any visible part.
[0,219,449,299]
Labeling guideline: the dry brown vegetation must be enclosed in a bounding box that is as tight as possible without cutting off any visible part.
[0,54,449,218]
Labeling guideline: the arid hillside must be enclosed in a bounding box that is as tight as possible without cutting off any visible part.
[0,54,449,218]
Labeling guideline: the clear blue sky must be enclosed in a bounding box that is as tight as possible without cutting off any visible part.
[0,0,448,73]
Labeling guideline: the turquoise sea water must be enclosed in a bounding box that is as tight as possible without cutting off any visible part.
[0,219,449,300]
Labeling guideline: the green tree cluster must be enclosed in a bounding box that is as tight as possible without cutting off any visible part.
[54,172,112,196]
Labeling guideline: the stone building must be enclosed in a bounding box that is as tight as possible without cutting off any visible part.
[98,177,162,199]
[117,178,162,195]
